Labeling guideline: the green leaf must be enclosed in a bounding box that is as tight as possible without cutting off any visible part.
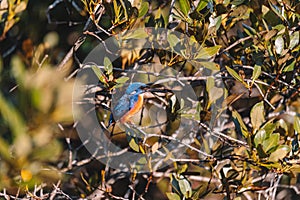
[283,60,295,72]
[206,76,215,92]
[250,101,265,132]
[208,87,223,108]
[251,65,261,82]
[262,133,279,153]
[294,116,300,133]
[254,129,267,147]
[275,35,284,55]
[178,177,192,198]
[242,23,257,36]
[115,76,129,84]
[129,138,140,152]
[167,33,180,49]
[138,1,149,18]
[91,65,106,83]
[232,110,248,137]
[166,192,181,200]
[196,0,208,12]
[0,92,26,138]
[179,0,190,16]
[269,145,290,162]
[226,66,247,87]
[104,57,113,75]
[195,45,221,59]
[289,31,299,49]
[199,62,219,70]
[122,29,148,40]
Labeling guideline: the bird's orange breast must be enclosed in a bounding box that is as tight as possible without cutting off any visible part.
[120,94,144,123]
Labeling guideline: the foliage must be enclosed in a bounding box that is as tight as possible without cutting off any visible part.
[0,0,299,199]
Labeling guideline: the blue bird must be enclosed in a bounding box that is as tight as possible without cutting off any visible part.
[109,82,147,125]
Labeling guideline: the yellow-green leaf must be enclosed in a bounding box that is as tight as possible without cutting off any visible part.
[129,138,140,152]
[250,101,265,133]
[195,45,221,59]
[138,1,149,18]
[166,192,181,200]
[226,66,247,87]
[179,0,190,16]
[269,145,290,162]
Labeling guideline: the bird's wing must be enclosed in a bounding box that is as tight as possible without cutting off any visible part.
[113,94,130,119]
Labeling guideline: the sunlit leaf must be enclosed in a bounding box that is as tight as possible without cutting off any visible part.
[243,23,257,36]
[262,133,279,153]
[250,101,265,132]
[196,0,208,11]
[104,57,113,75]
[166,192,181,200]
[251,65,261,82]
[283,60,295,72]
[178,177,192,198]
[138,1,149,18]
[275,35,284,55]
[226,66,248,87]
[92,65,107,84]
[116,76,129,84]
[269,145,290,162]
[294,116,300,133]
[195,46,221,59]
[254,129,267,147]
[206,76,215,92]
[199,62,219,70]
[167,33,180,49]
[122,29,148,40]
[289,31,299,49]
[129,138,140,152]
[208,87,223,108]
[179,0,190,16]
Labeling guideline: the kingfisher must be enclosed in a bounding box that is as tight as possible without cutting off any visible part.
[109,82,148,126]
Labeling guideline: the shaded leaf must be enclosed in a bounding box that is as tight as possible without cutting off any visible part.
[232,110,249,137]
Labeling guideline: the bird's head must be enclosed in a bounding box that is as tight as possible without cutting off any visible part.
[125,82,148,95]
